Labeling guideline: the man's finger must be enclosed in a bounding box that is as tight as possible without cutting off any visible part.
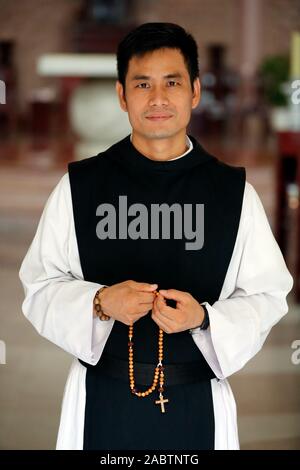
[137,292,157,303]
[131,281,158,292]
[151,310,171,333]
[155,294,176,319]
[158,288,187,303]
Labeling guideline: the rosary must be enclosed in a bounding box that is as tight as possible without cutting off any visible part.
[96,286,208,413]
[95,287,169,413]
[128,291,169,413]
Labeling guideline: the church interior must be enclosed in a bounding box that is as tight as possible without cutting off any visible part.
[0,0,300,450]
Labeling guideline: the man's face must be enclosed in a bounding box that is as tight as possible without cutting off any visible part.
[116,48,201,140]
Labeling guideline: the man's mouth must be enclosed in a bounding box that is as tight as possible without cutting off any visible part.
[145,115,173,121]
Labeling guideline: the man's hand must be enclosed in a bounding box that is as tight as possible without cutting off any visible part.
[99,280,158,326]
[151,289,205,334]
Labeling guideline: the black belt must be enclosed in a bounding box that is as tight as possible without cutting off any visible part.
[79,353,216,386]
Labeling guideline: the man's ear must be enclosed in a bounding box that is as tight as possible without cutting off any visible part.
[115,80,128,112]
[191,77,201,109]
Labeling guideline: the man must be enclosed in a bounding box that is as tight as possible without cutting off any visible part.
[19,23,293,450]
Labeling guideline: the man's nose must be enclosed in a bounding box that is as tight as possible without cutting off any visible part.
[148,86,169,106]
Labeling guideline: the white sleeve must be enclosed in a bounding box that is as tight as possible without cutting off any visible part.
[191,181,294,379]
[18,172,115,365]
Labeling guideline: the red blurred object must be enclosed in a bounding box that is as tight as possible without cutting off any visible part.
[275,131,300,302]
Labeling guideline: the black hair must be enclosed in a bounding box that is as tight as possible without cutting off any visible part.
[116,22,200,92]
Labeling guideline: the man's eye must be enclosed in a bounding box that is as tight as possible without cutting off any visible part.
[168,81,179,86]
[137,83,149,88]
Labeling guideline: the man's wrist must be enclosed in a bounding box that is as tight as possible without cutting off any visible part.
[199,304,210,330]
[189,304,210,333]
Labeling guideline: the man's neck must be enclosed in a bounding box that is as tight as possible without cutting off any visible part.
[131,131,189,162]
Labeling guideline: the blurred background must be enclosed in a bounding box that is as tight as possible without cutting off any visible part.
[0,0,300,450]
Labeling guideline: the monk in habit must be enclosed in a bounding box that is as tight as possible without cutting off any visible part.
[19,22,293,450]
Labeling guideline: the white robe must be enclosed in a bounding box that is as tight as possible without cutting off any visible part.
[18,166,294,450]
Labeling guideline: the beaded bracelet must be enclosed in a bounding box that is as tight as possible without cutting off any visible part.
[94,286,110,321]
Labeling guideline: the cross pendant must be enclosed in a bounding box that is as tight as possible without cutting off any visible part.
[155,394,169,413]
